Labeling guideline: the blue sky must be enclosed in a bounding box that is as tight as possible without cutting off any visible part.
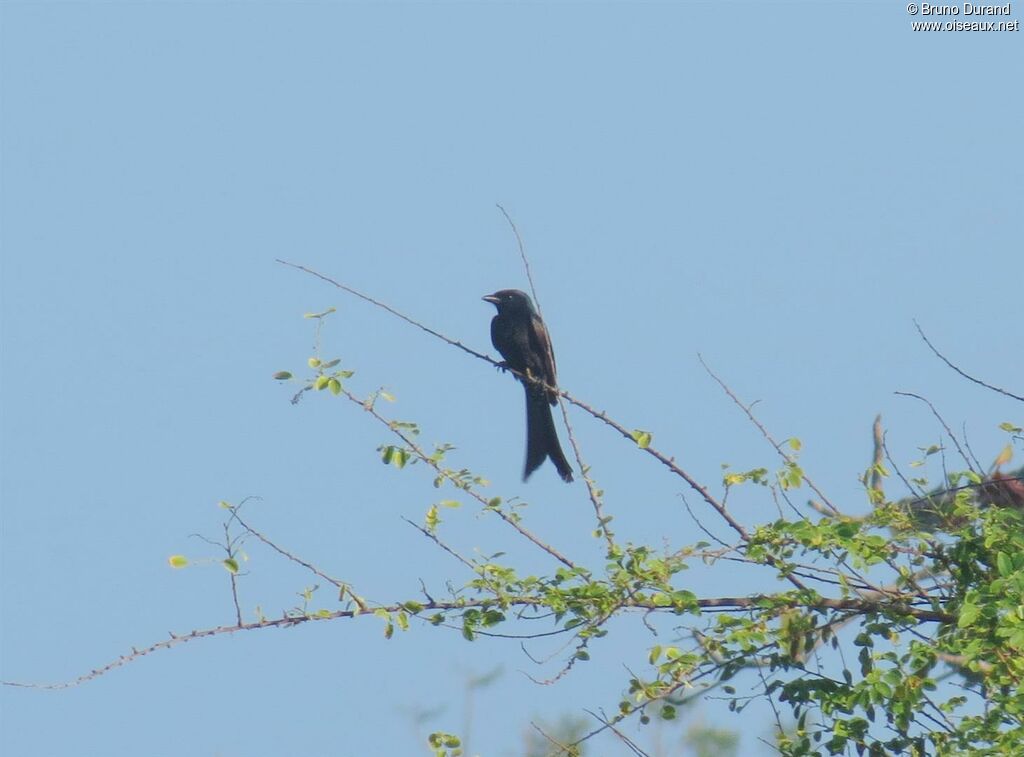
[2,2,1021,755]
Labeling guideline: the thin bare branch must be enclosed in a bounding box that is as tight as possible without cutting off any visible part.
[894,391,977,473]
[914,320,1024,402]
[583,709,650,757]
[496,203,538,306]
[679,491,732,550]
[529,721,576,756]
[340,386,578,571]
[402,517,476,571]
[228,507,370,611]
[699,353,841,516]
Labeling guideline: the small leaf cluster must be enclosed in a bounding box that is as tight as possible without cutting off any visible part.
[426,731,462,757]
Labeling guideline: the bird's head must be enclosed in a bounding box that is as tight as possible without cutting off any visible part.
[482,289,535,314]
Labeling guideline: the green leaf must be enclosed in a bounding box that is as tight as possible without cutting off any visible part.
[425,505,440,532]
[998,552,1014,577]
[272,371,292,380]
[381,446,409,468]
[303,307,336,319]
[789,437,802,451]
[835,521,860,539]
[308,357,321,368]
[168,555,189,568]
[958,601,980,628]
[1007,629,1024,650]
[314,375,330,390]
[374,609,394,639]
[328,378,342,395]
[223,558,239,574]
[631,429,653,449]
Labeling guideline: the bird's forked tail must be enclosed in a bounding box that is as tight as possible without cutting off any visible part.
[524,386,574,483]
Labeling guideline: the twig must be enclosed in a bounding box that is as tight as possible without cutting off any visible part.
[495,204,539,306]
[914,320,1024,403]
[341,386,578,571]
[699,354,841,516]
[583,709,650,757]
[678,492,731,549]
[894,391,977,473]
[961,422,985,474]
[402,517,475,571]
[219,505,249,625]
[529,721,576,756]
[277,260,487,365]
[228,507,370,611]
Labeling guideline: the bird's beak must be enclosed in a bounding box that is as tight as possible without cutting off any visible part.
[482,294,500,304]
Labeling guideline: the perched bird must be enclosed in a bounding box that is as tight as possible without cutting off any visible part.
[482,289,574,483]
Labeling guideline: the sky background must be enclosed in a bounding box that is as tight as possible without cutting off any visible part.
[2,2,1021,756]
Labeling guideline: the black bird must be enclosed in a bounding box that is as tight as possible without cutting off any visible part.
[482,289,574,483]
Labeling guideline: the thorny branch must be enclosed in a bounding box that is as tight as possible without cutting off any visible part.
[3,594,951,690]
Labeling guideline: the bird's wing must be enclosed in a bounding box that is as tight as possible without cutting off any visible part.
[528,312,559,402]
